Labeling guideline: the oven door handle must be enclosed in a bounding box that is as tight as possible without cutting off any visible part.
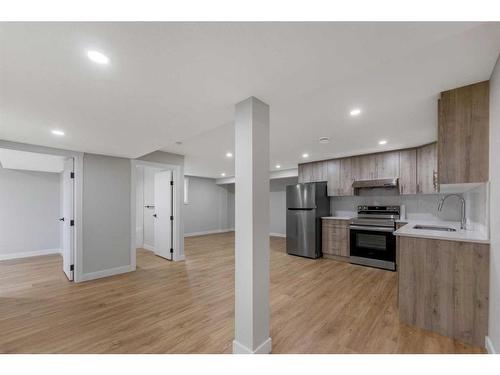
[349,225,394,233]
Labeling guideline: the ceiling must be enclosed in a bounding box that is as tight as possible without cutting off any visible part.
[0,148,66,173]
[1,22,500,178]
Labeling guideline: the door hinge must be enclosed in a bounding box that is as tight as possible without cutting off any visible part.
[170,215,174,221]
[70,264,74,271]
[70,172,75,179]
[170,180,174,186]
[70,219,74,226]
[170,248,173,253]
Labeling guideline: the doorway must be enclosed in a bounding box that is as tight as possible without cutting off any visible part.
[134,164,174,261]
[0,148,76,281]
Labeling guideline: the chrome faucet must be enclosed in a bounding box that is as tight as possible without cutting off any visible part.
[437,194,466,230]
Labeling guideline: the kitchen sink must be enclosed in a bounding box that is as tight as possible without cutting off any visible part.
[413,225,457,232]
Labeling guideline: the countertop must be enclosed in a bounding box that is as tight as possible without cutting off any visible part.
[321,216,352,221]
[394,220,490,244]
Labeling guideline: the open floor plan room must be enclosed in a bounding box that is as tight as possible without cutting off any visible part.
[1,9,500,372]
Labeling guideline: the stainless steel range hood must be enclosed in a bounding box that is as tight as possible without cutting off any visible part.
[352,178,399,195]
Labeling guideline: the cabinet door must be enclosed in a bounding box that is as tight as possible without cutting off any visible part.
[351,154,376,181]
[416,143,438,194]
[322,221,349,256]
[375,151,400,179]
[298,163,313,183]
[438,81,489,184]
[399,149,417,195]
[312,161,328,182]
[327,159,341,196]
[339,157,354,196]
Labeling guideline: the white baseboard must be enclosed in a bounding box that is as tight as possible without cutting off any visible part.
[0,248,62,261]
[80,264,134,282]
[141,244,155,252]
[486,336,497,354]
[184,229,234,237]
[233,337,272,354]
[173,253,185,262]
[270,233,286,238]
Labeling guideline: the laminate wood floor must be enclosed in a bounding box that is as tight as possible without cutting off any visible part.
[0,233,485,353]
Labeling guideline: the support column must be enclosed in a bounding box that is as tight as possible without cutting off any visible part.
[233,97,271,354]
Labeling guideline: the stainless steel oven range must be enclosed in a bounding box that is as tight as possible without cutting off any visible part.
[349,205,400,271]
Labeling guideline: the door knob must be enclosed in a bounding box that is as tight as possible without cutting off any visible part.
[59,217,65,221]
[153,214,157,218]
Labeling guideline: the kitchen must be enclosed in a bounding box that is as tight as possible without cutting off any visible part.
[287,80,490,348]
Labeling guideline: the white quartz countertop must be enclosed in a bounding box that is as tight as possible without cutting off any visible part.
[394,220,489,244]
[321,216,352,221]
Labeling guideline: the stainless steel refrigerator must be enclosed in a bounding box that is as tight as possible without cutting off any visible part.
[286,182,330,258]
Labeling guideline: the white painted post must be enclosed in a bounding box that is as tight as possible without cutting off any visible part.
[232,97,272,354]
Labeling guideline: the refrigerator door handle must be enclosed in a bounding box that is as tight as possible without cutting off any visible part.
[288,207,315,211]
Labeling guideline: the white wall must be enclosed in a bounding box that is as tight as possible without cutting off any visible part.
[0,168,60,259]
[488,53,500,354]
[184,176,231,236]
[82,153,131,275]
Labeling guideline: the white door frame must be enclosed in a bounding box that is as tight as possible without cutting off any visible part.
[130,159,184,268]
[0,139,84,282]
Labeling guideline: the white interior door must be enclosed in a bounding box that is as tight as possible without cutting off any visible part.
[62,157,74,280]
[154,170,173,260]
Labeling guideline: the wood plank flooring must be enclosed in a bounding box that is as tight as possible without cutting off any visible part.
[0,233,485,353]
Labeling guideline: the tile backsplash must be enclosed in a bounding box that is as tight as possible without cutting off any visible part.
[331,183,489,235]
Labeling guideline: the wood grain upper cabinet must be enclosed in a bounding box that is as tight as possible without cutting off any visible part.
[399,149,417,195]
[298,163,313,183]
[299,161,328,183]
[326,159,341,196]
[339,157,354,196]
[416,142,438,194]
[351,154,376,181]
[375,151,400,179]
[438,81,489,184]
[312,161,328,182]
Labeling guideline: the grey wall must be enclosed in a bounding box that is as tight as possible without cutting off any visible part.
[488,53,500,353]
[82,153,131,274]
[270,177,297,235]
[0,168,60,257]
[221,177,298,236]
[184,176,230,235]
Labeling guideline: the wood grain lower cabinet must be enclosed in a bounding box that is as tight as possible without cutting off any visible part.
[322,219,350,258]
[398,236,489,347]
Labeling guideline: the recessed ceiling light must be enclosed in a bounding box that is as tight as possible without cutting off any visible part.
[319,137,330,144]
[226,152,233,158]
[302,153,309,158]
[87,50,110,65]
[221,172,226,177]
[378,139,388,145]
[350,108,362,116]
[276,164,281,169]
[51,130,65,136]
